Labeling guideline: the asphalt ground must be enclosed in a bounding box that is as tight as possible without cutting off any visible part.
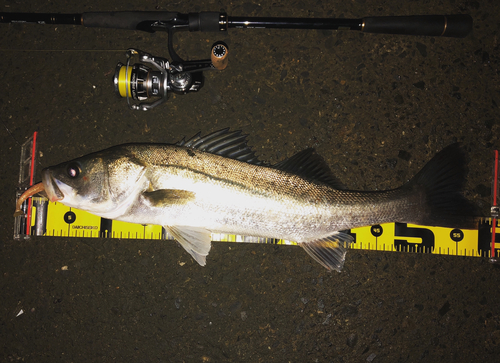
[1,0,499,362]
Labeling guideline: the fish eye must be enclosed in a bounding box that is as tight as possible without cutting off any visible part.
[66,162,81,178]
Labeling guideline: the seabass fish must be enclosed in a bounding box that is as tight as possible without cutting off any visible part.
[16,129,475,271]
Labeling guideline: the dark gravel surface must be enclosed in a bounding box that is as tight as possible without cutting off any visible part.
[1,0,499,362]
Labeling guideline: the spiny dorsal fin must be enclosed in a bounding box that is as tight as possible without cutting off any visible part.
[273,148,345,189]
[176,128,263,165]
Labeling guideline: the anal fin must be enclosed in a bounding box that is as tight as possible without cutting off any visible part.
[300,232,353,272]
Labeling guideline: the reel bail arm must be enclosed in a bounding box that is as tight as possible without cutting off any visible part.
[113,42,227,111]
[109,13,228,111]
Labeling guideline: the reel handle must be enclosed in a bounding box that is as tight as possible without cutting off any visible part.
[211,42,229,70]
[362,14,472,38]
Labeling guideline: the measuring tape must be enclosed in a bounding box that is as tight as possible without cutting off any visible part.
[15,197,499,258]
[14,133,500,259]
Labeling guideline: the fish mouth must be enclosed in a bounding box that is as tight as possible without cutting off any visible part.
[41,169,64,202]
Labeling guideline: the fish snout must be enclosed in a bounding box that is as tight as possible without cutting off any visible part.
[41,169,64,202]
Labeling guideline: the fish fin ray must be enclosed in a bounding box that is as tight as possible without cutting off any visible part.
[273,148,346,189]
[165,226,211,266]
[300,232,353,272]
[143,189,195,207]
[175,128,264,165]
[404,143,478,228]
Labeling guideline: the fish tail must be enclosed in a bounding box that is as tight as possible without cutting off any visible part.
[404,143,477,229]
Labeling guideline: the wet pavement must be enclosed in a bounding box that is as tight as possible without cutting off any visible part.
[1,0,500,362]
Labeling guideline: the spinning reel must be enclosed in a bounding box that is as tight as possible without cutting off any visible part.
[113,41,228,111]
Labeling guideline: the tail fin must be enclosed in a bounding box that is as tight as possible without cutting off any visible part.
[406,143,477,229]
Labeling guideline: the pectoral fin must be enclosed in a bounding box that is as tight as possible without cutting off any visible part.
[143,189,196,207]
[165,225,212,266]
[300,232,354,272]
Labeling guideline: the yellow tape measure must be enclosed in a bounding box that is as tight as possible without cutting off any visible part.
[20,196,498,258]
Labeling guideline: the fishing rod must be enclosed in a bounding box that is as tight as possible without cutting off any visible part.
[1,11,473,111]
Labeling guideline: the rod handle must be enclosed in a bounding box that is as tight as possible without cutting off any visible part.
[82,11,221,32]
[82,11,179,30]
[188,12,221,32]
[362,14,472,38]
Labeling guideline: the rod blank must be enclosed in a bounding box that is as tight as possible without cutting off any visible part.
[0,11,473,38]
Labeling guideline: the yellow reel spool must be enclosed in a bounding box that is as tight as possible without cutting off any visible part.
[114,63,131,98]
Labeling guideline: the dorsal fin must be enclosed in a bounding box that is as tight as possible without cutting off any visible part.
[176,128,263,165]
[273,148,345,189]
